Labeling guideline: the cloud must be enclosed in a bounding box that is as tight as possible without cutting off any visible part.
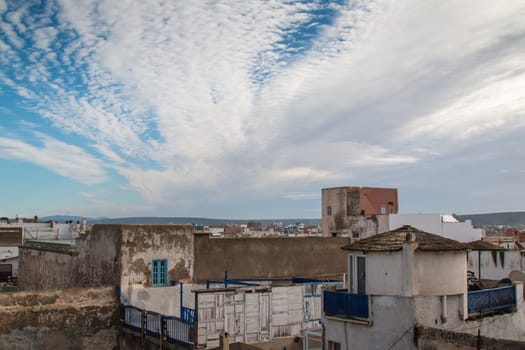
[1,0,525,215]
[0,133,107,184]
[282,192,321,201]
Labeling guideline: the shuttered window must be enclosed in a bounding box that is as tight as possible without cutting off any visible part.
[151,259,168,286]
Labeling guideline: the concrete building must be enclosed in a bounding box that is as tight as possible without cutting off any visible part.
[0,227,23,282]
[0,219,86,285]
[322,225,525,350]
[18,224,353,349]
[389,213,484,242]
[321,186,398,238]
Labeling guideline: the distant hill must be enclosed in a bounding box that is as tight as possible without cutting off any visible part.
[88,217,321,227]
[39,215,108,223]
[38,213,525,227]
[39,216,321,227]
[456,212,525,227]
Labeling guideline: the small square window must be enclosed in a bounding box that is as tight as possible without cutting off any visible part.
[152,259,168,286]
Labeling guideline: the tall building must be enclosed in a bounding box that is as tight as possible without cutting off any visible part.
[321,186,398,237]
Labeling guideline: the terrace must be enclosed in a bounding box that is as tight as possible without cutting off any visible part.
[468,285,517,318]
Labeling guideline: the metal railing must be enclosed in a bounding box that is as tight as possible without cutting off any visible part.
[468,285,516,315]
[181,306,196,324]
[121,305,195,348]
[323,290,369,319]
[166,315,194,345]
[123,305,142,332]
[145,312,162,337]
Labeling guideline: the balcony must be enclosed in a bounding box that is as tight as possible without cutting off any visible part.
[468,285,516,317]
[323,290,369,319]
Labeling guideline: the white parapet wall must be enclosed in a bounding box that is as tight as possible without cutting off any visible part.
[468,250,524,280]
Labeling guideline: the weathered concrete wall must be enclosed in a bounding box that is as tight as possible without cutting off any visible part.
[468,250,524,280]
[120,283,199,317]
[77,225,122,286]
[120,225,194,286]
[193,235,349,282]
[0,287,119,349]
[18,247,78,290]
[366,251,405,295]
[414,294,467,329]
[324,295,416,350]
[18,225,122,291]
[415,251,467,296]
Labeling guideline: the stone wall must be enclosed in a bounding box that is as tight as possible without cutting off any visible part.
[193,235,349,282]
[18,225,122,291]
[415,326,525,350]
[0,287,119,349]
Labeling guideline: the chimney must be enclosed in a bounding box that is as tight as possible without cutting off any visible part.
[219,332,229,350]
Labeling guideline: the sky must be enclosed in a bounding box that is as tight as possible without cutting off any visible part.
[0,0,524,219]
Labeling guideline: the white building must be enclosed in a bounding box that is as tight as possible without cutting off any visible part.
[0,219,86,283]
[322,225,524,350]
[389,213,483,242]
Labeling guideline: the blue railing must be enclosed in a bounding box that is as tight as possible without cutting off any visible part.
[166,316,194,346]
[121,305,195,348]
[181,306,196,324]
[323,290,369,319]
[123,305,142,332]
[145,312,162,337]
[468,285,516,315]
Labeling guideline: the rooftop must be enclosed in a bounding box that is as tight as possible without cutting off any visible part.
[341,225,467,252]
[464,240,505,251]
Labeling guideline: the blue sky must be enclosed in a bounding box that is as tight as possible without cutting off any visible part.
[1,0,524,219]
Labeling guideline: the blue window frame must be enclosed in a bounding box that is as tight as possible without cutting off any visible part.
[151,259,168,286]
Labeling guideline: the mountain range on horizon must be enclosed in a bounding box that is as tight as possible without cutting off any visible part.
[28,211,525,228]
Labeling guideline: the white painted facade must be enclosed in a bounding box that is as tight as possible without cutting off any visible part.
[350,246,466,297]
[120,283,198,317]
[388,214,483,242]
[468,249,524,280]
[324,237,525,349]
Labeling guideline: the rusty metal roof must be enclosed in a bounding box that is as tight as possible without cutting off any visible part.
[341,225,467,252]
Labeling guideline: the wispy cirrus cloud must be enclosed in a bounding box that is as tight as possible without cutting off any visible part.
[1,0,524,216]
[0,133,106,184]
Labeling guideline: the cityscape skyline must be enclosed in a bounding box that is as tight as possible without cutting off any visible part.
[1,1,524,219]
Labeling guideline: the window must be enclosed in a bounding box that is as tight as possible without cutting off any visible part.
[357,256,366,294]
[348,254,366,294]
[348,255,354,292]
[327,206,332,216]
[328,341,341,350]
[151,259,168,286]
